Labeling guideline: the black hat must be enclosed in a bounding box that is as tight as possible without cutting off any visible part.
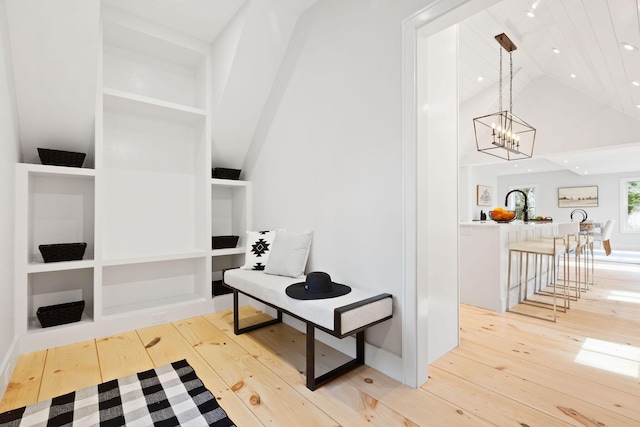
[285,272,351,300]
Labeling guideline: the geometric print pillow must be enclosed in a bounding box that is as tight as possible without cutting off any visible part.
[241,230,277,271]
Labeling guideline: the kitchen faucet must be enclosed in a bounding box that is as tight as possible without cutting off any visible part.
[505,189,529,222]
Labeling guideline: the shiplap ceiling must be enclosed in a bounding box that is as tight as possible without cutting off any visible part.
[460,0,640,118]
[460,0,640,175]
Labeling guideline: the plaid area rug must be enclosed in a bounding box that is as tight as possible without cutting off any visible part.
[0,359,236,427]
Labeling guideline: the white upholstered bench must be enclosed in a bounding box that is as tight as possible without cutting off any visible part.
[223,268,393,390]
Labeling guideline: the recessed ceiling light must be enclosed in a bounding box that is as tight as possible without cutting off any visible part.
[527,168,532,172]
[584,171,589,174]
[637,104,640,109]
[570,73,577,78]
[563,160,569,163]
[623,43,637,51]
[477,76,484,82]
[552,48,560,54]
[527,11,535,18]
[575,166,580,169]
[633,81,640,86]
[514,164,519,168]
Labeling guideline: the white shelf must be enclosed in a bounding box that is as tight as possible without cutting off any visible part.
[102,293,207,318]
[102,251,208,267]
[18,163,95,178]
[103,88,206,124]
[27,259,95,274]
[212,247,245,257]
[211,178,250,188]
[27,313,93,334]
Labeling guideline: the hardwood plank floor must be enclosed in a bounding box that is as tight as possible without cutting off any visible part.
[1,258,639,426]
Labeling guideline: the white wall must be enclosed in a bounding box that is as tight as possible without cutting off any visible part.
[211,0,315,170]
[462,165,498,221]
[497,170,640,250]
[0,0,20,398]
[243,0,436,377]
[420,27,459,363]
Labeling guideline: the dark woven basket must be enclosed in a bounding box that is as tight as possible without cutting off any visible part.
[212,235,239,249]
[212,167,241,180]
[39,242,87,263]
[37,300,85,328]
[38,148,86,168]
[212,280,233,296]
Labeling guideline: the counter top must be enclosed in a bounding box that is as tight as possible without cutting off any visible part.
[460,220,563,228]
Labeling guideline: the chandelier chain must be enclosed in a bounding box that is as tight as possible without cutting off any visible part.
[509,51,513,115]
[498,48,503,113]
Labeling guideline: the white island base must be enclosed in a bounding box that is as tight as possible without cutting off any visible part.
[459,221,565,312]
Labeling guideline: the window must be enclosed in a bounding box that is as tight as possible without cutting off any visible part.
[621,177,640,233]
[507,185,536,221]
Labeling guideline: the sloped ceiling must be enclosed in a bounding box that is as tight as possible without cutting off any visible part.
[5,0,316,171]
[5,0,100,165]
[210,0,318,169]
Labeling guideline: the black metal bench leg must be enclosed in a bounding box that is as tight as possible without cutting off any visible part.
[306,323,316,390]
[233,290,282,335]
[305,324,365,391]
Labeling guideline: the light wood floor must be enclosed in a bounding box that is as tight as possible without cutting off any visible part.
[2,259,639,426]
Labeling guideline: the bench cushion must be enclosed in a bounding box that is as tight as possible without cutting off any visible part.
[224,269,392,336]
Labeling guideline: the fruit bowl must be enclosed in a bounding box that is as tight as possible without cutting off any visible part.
[488,209,517,223]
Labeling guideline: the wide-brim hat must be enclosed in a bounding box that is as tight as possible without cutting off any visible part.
[286,271,351,300]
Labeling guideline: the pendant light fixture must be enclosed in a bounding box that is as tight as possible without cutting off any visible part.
[473,33,536,160]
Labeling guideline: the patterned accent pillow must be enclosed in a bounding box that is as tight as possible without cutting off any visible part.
[241,230,277,271]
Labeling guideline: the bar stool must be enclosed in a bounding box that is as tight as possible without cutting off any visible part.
[506,224,577,322]
[543,222,583,302]
[576,221,595,289]
[573,226,594,293]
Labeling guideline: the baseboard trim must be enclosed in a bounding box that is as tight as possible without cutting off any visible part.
[0,336,20,402]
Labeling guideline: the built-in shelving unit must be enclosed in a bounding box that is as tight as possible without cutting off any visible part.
[14,7,252,352]
[15,163,96,341]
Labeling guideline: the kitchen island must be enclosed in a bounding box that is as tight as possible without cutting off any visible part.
[459,220,564,312]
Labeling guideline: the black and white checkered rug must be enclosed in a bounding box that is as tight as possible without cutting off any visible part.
[0,359,235,426]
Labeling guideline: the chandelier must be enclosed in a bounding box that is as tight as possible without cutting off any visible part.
[473,33,536,161]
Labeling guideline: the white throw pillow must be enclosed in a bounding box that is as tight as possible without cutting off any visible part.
[241,230,277,271]
[264,230,313,278]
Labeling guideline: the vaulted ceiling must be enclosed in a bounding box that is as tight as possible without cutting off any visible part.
[460,0,640,175]
[4,0,640,175]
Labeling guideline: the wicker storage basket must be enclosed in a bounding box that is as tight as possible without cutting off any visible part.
[212,280,233,296]
[212,167,241,180]
[212,235,239,249]
[38,148,86,168]
[37,300,85,328]
[39,242,87,263]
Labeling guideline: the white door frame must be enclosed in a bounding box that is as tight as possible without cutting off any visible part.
[401,0,500,388]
